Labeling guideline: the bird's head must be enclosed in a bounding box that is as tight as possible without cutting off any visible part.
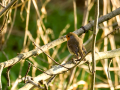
[66,32,77,41]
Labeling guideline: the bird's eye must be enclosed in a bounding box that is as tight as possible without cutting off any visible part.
[68,36,69,37]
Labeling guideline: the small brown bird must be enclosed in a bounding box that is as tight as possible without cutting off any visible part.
[66,32,86,60]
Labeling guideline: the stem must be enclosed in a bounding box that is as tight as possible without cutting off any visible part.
[73,0,77,30]
[91,0,99,90]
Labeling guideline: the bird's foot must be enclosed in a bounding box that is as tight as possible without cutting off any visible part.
[72,58,77,64]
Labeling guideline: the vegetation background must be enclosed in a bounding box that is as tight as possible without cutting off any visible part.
[0,0,120,90]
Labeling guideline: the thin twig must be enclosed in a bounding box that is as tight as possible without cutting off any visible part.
[33,42,70,70]
[24,62,31,83]
[1,51,9,60]
[26,60,53,76]
[91,0,99,90]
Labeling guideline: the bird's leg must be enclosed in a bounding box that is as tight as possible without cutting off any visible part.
[72,58,77,64]
[78,45,86,61]
[71,55,77,64]
[76,55,79,60]
[79,53,85,61]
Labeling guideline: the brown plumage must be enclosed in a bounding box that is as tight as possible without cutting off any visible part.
[66,32,86,60]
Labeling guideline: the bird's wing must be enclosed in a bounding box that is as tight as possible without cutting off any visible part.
[78,38,84,57]
[68,43,78,56]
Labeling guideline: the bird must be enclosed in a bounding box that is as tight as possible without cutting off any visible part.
[66,32,86,61]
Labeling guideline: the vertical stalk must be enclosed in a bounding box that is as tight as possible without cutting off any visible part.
[91,0,99,90]
[23,0,31,47]
[73,0,77,30]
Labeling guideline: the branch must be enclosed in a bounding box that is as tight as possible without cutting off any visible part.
[19,48,120,90]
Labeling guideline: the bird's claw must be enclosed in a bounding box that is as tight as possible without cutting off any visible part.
[72,59,77,64]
